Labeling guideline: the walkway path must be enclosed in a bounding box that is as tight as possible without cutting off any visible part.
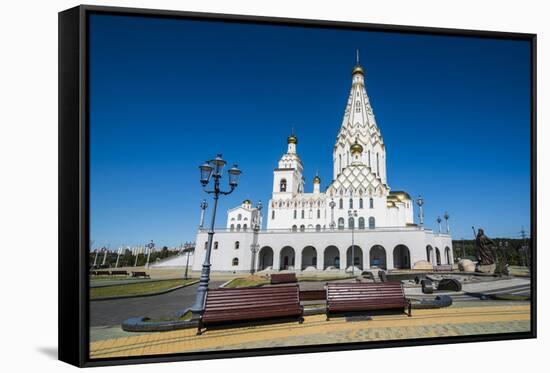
[90,281,224,327]
[90,304,530,358]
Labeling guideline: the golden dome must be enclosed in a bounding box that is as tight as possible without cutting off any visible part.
[352,64,364,76]
[287,134,298,144]
[350,139,363,154]
[389,191,412,201]
[313,175,321,184]
[243,199,252,205]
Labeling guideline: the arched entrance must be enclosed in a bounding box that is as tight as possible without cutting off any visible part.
[435,247,441,265]
[346,245,363,270]
[426,245,434,263]
[445,247,451,264]
[301,246,317,270]
[369,245,387,269]
[324,246,340,269]
[393,245,411,269]
[279,246,295,270]
[258,246,273,270]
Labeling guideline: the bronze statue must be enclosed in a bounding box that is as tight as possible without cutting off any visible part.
[475,228,495,265]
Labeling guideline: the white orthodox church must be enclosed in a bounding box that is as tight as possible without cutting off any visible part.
[193,60,453,273]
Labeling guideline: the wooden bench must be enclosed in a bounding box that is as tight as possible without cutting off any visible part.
[326,282,411,320]
[110,270,129,276]
[131,271,150,278]
[434,265,453,272]
[270,273,297,284]
[198,284,303,335]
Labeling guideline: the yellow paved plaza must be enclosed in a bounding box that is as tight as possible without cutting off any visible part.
[90,304,530,359]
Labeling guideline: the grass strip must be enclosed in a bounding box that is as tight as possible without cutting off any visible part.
[90,278,196,299]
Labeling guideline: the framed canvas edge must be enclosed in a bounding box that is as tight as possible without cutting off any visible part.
[57,4,538,368]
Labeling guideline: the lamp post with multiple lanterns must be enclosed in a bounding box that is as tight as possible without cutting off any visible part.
[250,201,263,274]
[190,154,241,319]
[416,196,424,227]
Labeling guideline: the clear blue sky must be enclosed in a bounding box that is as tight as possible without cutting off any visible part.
[89,14,531,249]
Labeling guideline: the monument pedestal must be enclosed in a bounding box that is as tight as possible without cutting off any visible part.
[477,263,496,274]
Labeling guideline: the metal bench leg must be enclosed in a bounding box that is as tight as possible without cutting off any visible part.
[197,320,203,335]
[407,301,412,317]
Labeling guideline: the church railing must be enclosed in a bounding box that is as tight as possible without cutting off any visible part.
[197,226,447,234]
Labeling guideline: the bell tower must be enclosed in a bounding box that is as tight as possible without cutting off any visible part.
[272,133,304,199]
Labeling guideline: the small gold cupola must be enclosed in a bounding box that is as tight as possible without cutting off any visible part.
[350,138,364,154]
[287,134,298,144]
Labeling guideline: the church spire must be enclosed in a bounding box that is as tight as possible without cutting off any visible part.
[332,55,386,182]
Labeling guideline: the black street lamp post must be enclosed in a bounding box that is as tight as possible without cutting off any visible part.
[190,154,241,319]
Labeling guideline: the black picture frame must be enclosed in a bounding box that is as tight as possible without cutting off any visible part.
[58,4,537,368]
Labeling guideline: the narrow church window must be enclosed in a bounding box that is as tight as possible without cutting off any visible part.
[280,178,287,192]
[338,218,344,230]
[339,198,343,209]
[368,217,375,229]
[301,210,305,219]
[359,198,364,209]
[237,214,242,221]
[292,225,297,232]
[316,224,321,232]
[368,150,371,167]
[300,225,305,232]
[376,153,380,175]
[317,209,321,219]
[243,224,247,230]
[235,241,240,249]
[359,217,365,229]
[349,198,353,209]
[293,210,297,219]
[237,224,241,231]
[232,258,239,266]
[369,198,374,209]
[339,154,342,174]
[348,217,355,229]
[214,241,218,249]
[272,210,275,220]
[230,224,235,231]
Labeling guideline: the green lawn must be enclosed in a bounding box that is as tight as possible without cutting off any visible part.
[90,279,196,299]
[224,277,270,288]
[298,275,355,282]
[224,275,355,288]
